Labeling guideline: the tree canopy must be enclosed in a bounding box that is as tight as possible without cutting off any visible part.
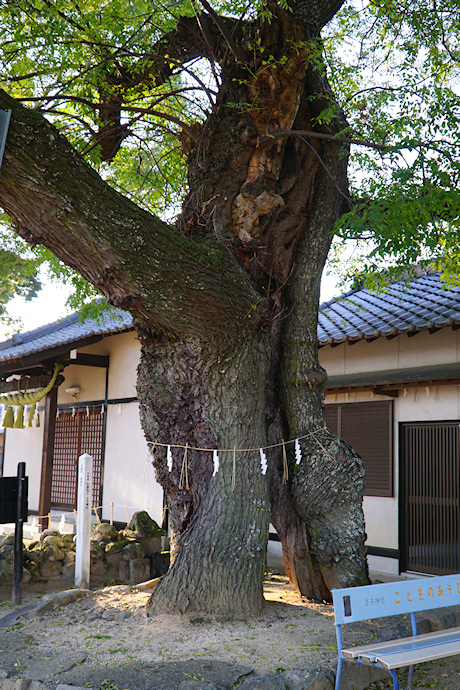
[1,0,460,314]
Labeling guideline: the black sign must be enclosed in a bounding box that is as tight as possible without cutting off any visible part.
[0,475,28,524]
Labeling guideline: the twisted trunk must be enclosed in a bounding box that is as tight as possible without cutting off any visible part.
[0,1,369,616]
[137,332,271,616]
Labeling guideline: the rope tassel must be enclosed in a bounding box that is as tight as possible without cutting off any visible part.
[295,438,302,465]
[2,406,14,428]
[260,448,267,475]
[212,449,219,477]
[27,403,36,428]
[14,405,24,429]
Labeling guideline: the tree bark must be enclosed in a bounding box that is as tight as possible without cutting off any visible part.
[137,333,271,616]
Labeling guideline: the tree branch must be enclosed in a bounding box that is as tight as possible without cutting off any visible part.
[196,0,247,61]
[0,89,261,343]
[263,128,388,151]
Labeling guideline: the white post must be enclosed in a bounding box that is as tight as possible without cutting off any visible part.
[75,453,92,589]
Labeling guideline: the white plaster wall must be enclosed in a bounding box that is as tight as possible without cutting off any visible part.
[105,331,140,400]
[397,384,460,422]
[363,496,398,549]
[78,330,140,400]
[57,330,140,405]
[318,345,345,376]
[58,363,106,405]
[102,402,163,526]
[398,328,458,368]
[2,426,44,513]
[319,328,460,377]
[344,337,399,374]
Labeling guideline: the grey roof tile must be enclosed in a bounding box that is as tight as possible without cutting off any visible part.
[0,308,133,363]
[318,271,460,345]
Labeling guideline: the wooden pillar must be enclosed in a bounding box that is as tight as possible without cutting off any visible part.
[39,386,58,530]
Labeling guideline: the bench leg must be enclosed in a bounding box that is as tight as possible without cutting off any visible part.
[406,663,414,689]
[335,655,343,689]
[389,669,400,690]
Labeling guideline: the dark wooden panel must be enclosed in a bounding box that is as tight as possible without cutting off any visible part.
[324,401,393,497]
[324,405,338,435]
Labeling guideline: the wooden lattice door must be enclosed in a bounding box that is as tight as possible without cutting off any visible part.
[401,422,460,574]
[50,409,105,510]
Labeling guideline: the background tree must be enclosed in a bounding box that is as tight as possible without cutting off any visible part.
[0,0,459,616]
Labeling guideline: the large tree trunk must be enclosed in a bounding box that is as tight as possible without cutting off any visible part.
[136,332,271,616]
[0,1,369,617]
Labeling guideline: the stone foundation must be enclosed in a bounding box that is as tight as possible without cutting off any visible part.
[0,511,169,588]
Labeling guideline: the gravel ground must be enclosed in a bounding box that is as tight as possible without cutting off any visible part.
[0,576,459,688]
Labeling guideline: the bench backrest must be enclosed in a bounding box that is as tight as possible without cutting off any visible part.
[333,574,460,625]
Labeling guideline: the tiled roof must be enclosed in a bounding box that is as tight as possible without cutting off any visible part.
[0,308,133,362]
[318,271,460,346]
[0,272,458,362]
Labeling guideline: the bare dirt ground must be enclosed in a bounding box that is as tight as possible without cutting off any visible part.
[0,575,460,689]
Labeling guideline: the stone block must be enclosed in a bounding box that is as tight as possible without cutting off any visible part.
[90,559,107,579]
[92,523,119,542]
[1,680,30,690]
[126,510,165,537]
[105,551,122,567]
[63,550,75,564]
[238,674,288,689]
[26,548,44,564]
[105,539,129,555]
[61,562,75,578]
[339,660,387,690]
[90,541,105,561]
[0,560,13,582]
[118,559,129,582]
[426,609,455,631]
[283,667,334,689]
[415,617,431,634]
[129,557,150,584]
[41,536,65,561]
[0,545,14,561]
[38,559,63,579]
[138,536,162,555]
[39,529,60,542]
[122,542,145,560]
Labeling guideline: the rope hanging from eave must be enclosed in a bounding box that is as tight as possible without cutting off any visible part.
[1,363,64,428]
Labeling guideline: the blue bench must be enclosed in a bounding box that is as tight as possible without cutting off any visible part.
[332,574,460,689]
